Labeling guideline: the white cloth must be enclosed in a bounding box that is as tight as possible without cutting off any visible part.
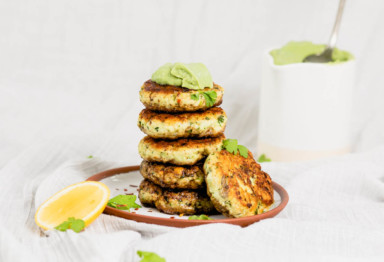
[1,0,384,261]
[1,139,384,261]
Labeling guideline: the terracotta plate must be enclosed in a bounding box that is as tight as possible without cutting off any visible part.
[86,165,289,228]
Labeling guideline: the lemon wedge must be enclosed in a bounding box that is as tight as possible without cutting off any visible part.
[35,181,110,230]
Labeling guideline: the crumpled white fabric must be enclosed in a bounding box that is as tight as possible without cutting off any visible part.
[1,136,384,262]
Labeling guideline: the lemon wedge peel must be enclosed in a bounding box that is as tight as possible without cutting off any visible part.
[35,181,110,230]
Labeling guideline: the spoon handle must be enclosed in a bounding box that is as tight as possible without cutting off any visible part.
[328,0,346,50]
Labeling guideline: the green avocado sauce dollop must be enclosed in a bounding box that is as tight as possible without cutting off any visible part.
[269,41,354,65]
[151,63,213,90]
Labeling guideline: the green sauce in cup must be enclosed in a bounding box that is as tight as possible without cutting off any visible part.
[270,41,354,65]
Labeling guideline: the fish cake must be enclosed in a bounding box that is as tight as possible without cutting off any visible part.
[138,134,225,166]
[138,107,227,139]
[138,178,162,207]
[138,179,215,215]
[139,80,224,112]
[204,150,274,218]
[140,160,205,189]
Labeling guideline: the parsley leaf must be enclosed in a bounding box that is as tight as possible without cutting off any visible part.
[222,139,249,158]
[190,91,217,107]
[70,219,86,233]
[55,221,71,232]
[201,91,217,107]
[217,115,225,125]
[55,217,85,233]
[107,195,141,210]
[222,139,238,154]
[188,214,213,220]
[88,155,93,159]
[257,154,271,163]
[237,145,248,158]
[137,251,166,262]
[190,93,200,101]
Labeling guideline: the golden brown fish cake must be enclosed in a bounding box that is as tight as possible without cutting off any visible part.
[204,150,274,218]
[138,134,225,166]
[138,107,227,139]
[138,179,162,206]
[139,80,224,112]
[156,189,214,215]
[140,160,205,189]
[138,179,215,215]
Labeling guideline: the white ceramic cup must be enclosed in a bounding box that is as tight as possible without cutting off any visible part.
[257,50,356,162]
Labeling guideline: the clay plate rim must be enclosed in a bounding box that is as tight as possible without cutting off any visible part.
[86,165,289,228]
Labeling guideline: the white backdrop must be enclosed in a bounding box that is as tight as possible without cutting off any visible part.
[1,0,384,165]
[1,0,384,261]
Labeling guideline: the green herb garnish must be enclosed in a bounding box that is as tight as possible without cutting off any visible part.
[201,91,217,107]
[222,139,248,158]
[107,195,141,210]
[87,155,93,159]
[257,154,271,163]
[137,251,166,262]
[154,127,159,132]
[237,145,248,158]
[190,93,200,101]
[55,217,85,233]
[223,139,238,154]
[188,214,213,220]
[190,91,217,107]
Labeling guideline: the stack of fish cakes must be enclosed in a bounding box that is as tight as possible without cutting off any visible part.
[137,80,227,215]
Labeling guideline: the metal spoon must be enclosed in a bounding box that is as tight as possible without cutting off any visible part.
[303,0,346,63]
